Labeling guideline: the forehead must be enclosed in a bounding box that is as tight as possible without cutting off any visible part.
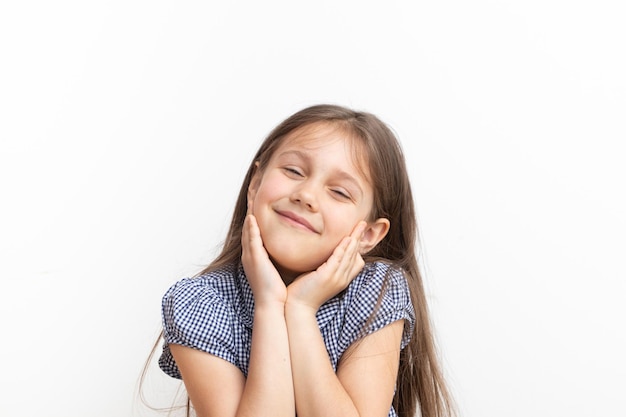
[274,122,371,180]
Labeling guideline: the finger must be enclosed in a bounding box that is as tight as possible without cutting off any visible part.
[241,215,253,257]
[344,235,362,273]
[246,215,264,253]
[242,214,262,254]
[242,214,250,243]
[317,236,348,277]
[350,220,368,240]
[320,226,364,281]
[332,236,360,281]
[349,252,365,278]
[326,222,365,269]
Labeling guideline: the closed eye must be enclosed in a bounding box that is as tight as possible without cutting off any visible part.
[283,167,303,177]
[331,189,351,199]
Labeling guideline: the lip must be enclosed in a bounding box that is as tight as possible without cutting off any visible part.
[275,210,318,233]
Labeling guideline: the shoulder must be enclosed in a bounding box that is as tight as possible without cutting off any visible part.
[160,266,242,348]
[161,266,239,311]
[346,261,411,306]
[341,261,415,349]
[159,265,249,378]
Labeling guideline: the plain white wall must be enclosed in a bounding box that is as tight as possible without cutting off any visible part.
[1,1,624,416]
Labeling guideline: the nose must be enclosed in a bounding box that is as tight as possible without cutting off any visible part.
[290,182,319,211]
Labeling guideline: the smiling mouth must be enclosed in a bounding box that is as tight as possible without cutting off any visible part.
[276,210,318,233]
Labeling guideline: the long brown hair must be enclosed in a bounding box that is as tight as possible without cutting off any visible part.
[142,104,456,417]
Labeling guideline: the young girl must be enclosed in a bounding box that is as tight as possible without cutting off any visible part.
[155,104,455,417]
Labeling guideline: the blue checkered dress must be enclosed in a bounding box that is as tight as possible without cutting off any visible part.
[159,261,415,416]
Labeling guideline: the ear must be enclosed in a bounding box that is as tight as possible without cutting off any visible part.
[359,218,390,254]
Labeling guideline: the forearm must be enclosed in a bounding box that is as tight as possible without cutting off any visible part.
[285,303,360,417]
[238,302,295,417]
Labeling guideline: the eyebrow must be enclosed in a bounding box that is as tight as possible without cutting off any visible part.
[277,149,365,196]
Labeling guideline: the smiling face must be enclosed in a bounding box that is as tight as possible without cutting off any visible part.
[249,122,383,281]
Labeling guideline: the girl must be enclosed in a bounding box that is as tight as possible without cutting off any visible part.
[155,104,455,417]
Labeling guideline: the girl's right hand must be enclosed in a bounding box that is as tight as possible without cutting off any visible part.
[241,212,288,306]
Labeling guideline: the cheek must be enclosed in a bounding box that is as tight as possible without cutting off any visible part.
[325,212,361,236]
[255,173,283,198]
[253,185,272,206]
[251,179,282,216]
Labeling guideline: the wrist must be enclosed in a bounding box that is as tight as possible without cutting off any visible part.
[284,298,318,319]
[254,299,286,316]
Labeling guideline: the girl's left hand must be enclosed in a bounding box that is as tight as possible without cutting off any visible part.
[286,221,367,312]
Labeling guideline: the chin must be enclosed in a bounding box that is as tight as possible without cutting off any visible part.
[272,257,319,275]
[263,238,332,275]
[268,250,325,277]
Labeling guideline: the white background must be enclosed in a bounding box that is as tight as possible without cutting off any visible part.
[1,1,625,416]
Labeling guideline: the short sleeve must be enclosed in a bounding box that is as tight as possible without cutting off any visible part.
[339,263,416,351]
[158,277,237,379]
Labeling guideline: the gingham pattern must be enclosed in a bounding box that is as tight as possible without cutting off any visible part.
[159,261,415,417]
